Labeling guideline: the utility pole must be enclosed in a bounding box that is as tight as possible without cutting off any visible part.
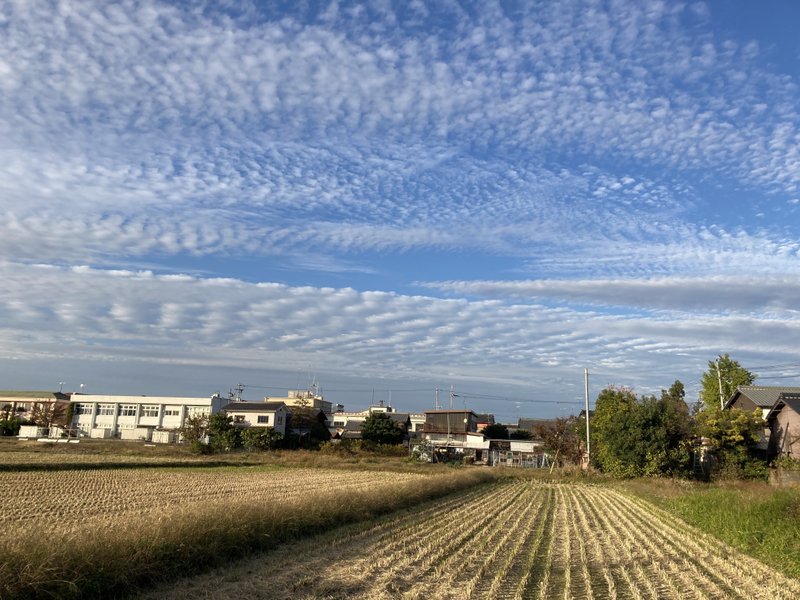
[716,357,725,409]
[584,368,591,465]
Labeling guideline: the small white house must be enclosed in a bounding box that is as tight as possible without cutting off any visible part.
[222,402,289,435]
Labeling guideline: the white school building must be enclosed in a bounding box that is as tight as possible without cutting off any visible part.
[70,393,226,441]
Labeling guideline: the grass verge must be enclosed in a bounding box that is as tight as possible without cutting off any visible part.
[622,478,800,579]
[0,468,498,599]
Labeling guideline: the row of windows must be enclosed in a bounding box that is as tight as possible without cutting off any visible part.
[74,404,185,417]
[235,414,283,425]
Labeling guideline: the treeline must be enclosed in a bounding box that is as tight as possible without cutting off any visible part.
[588,355,767,480]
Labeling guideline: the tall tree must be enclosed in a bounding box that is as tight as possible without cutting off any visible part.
[590,386,639,477]
[699,354,756,410]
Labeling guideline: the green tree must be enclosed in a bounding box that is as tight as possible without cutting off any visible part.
[361,412,405,445]
[696,406,767,480]
[482,423,509,439]
[207,412,241,452]
[590,384,694,478]
[699,354,756,411]
[590,386,640,477]
[180,414,209,452]
[509,429,533,440]
[0,403,21,436]
[241,427,283,451]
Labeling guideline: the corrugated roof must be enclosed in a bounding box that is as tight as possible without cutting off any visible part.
[222,402,286,412]
[727,386,800,409]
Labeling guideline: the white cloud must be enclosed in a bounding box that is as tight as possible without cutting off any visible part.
[423,274,800,313]
[3,260,800,405]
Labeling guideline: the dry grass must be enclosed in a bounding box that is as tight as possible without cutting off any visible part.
[0,466,496,599]
[1,467,426,530]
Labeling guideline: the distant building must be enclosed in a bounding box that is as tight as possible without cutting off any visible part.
[723,386,800,454]
[489,439,547,468]
[222,401,289,435]
[70,393,226,441]
[423,410,480,435]
[266,389,332,416]
[517,418,556,439]
[330,401,419,438]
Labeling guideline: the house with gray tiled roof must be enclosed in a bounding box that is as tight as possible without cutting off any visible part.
[724,386,800,455]
[724,386,800,419]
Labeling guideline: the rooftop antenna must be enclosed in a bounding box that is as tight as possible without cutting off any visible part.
[58,382,65,393]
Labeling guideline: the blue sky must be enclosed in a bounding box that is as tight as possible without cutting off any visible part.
[3,0,800,421]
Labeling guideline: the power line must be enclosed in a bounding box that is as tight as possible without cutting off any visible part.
[453,391,581,406]
[750,361,800,371]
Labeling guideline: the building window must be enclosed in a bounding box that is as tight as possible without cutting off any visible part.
[97,404,114,416]
[164,408,180,417]
[141,405,159,418]
[187,407,208,416]
[74,404,92,415]
[276,415,283,425]
[257,415,269,424]
[118,405,136,417]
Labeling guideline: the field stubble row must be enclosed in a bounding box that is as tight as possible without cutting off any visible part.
[141,480,800,600]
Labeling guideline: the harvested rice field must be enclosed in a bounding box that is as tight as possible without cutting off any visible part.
[143,479,800,600]
[1,467,426,530]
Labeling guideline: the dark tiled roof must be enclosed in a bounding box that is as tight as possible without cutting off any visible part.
[726,386,800,409]
[769,392,800,417]
[517,418,556,431]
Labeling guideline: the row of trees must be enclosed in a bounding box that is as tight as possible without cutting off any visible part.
[180,408,411,454]
[588,355,767,479]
